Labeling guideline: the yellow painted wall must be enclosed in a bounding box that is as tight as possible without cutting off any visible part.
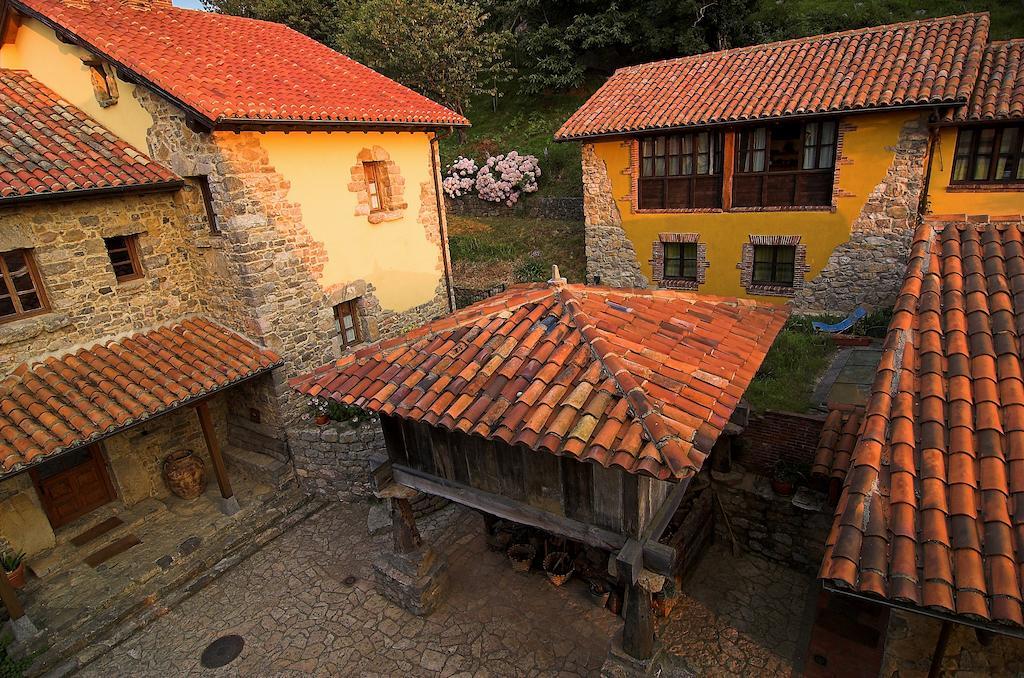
[0,16,153,151]
[257,131,444,311]
[598,111,918,302]
[926,126,1024,216]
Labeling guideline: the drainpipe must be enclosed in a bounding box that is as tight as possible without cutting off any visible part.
[917,110,941,220]
[430,131,456,313]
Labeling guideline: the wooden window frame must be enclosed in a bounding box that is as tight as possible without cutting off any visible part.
[663,242,699,282]
[334,300,363,349]
[0,249,49,325]
[751,245,796,286]
[951,125,1024,185]
[104,235,144,283]
[638,131,724,210]
[362,161,389,213]
[187,175,220,234]
[733,120,837,207]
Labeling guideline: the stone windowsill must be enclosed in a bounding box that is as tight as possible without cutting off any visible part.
[745,283,797,298]
[116,277,152,292]
[367,209,406,225]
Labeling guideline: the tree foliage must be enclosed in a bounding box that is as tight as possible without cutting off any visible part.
[334,0,510,114]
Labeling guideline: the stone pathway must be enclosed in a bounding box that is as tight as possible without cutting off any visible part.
[80,502,619,677]
[659,542,818,676]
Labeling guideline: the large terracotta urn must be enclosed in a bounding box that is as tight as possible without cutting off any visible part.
[163,449,207,500]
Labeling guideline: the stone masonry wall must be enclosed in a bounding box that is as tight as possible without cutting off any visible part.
[882,610,1024,675]
[287,418,386,501]
[794,114,930,312]
[710,474,832,574]
[0,191,200,379]
[581,143,648,288]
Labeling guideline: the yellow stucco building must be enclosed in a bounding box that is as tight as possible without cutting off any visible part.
[557,13,1022,313]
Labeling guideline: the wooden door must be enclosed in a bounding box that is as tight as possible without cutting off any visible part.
[32,445,116,529]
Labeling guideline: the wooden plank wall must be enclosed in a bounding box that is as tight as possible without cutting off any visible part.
[384,415,639,536]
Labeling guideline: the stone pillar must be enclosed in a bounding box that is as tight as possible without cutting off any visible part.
[372,492,449,616]
[601,571,669,677]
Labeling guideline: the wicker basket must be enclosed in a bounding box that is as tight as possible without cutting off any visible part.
[543,551,574,586]
[507,544,535,572]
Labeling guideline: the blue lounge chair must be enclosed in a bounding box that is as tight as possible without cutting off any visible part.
[813,307,866,333]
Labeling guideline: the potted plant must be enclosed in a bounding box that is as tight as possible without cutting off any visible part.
[309,398,330,426]
[771,459,803,497]
[2,551,26,589]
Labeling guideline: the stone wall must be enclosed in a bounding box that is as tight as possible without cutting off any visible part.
[794,115,930,312]
[446,195,584,222]
[0,191,199,379]
[738,410,827,476]
[710,473,832,574]
[287,418,387,501]
[580,143,648,288]
[881,610,1024,675]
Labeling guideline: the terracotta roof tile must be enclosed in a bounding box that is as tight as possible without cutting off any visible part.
[820,215,1024,629]
[0,317,281,476]
[556,13,989,139]
[291,284,787,480]
[12,0,468,128]
[948,40,1024,122]
[0,69,178,202]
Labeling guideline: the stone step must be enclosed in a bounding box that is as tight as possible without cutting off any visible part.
[223,445,293,489]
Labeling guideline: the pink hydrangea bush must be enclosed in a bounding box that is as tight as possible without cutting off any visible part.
[442,156,479,198]
[475,151,541,205]
[443,151,541,205]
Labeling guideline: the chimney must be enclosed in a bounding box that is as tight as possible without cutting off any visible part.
[121,0,173,10]
[548,264,567,288]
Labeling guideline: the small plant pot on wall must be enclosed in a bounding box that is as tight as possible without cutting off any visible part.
[771,460,804,498]
[2,551,26,589]
[315,414,330,426]
[163,449,207,500]
[507,544,535,573]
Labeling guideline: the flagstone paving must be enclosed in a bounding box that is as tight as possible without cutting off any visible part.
[78,501,818,677]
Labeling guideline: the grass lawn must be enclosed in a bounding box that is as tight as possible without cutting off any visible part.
[447,215,585,290]
[745,316,837,413]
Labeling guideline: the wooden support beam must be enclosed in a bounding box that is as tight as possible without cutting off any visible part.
[392,465,678,577]
[392,498,423,554]
[0,568,24,620]
[195,400,237,515]
[622,580,656,661]
[641,476,692,544]
[721,130,736,211]
[928,621,953,678]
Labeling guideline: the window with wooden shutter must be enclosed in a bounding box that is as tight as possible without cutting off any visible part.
[334,300,362,349]
[104,235,144,282]
[638,132,723,209]
[0,249,48,323]
[363,161,389,212]
[734,120,837,207]
[951,126,1024,184]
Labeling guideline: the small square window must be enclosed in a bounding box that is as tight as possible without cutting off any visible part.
[663,242,698,280]
[0,249,48,323]
[334,300,362,349]
[752,245,796,286]
[363,162,389,212]
[104,235,144,282]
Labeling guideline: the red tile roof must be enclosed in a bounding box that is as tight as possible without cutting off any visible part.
[555,13,990,140]
[11,0,468,128]
[291,283,787,480]
[948,40,1024,122]
[821,215,1024,630]
[811,406,863,483]
[0,69,179,202]
[0,317,281,475]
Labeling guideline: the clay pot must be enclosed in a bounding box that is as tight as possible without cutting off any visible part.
[163,449,207,500]
[315,414,330,426]
[507,544,535,573]
[5,562,26,589]
[543,551,574,587]
[588,580,610,608]
[771,477,796,497]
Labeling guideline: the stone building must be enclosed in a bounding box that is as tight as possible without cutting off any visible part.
[555,13,1023,314]
[0,0,466,652]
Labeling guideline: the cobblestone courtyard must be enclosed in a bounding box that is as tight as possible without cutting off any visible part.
[79,501,817,677]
